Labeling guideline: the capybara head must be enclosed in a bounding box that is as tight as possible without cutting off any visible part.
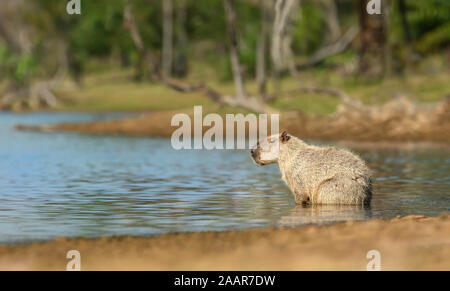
[250,131,291,165]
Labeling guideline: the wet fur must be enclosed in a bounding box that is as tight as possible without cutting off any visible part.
[252,133,372,205]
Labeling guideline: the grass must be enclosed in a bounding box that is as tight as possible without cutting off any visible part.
[53,61,450,115]
[55,69,214,112]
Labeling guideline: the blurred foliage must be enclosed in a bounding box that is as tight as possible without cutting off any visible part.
[0,44,37,85]
[292,1,326,55]
[408,0,450,52]
[0,0,449,85]
[391,0,450,53]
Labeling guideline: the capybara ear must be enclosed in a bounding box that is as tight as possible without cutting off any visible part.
[280,131,291,143]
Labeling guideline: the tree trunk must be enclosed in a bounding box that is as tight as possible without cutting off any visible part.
[256,0,270,100]
[271,0,299,71]
[398,0,413,67]
[224,0,247,101]
[173,0,188,78]
[123,1,275,113]
[398,0,411,44]
[123,1,159,80]
[271,0,299,91]
[162,0,174,77]
[322,0,341,42]
[383,0,392,77]
[357,0,387,78]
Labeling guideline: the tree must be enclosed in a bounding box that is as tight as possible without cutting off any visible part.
[123,0,273,113]
[271,0,300,92]
[173,0,188,77]
[321,0,341,42]
[357,0,387,78]
[256,0,271,100]
[224,0,247,101]
[0,0,65,110]
[162,0,174,77]
[123,0,159,80]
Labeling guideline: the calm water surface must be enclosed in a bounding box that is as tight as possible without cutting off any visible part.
[0,112,449,243]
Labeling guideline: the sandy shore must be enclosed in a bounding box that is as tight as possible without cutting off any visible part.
[0,214,448,271]
[14,96,450,143]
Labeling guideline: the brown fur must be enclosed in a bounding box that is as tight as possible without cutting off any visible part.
[251,132,373,205]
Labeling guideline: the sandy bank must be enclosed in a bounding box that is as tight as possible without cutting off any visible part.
[14,96,450,143]
[0,214,448,270]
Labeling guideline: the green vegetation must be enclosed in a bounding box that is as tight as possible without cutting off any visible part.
[1,0,449,113]
[54,61,450,115]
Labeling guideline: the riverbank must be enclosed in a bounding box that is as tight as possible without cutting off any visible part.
[1,214,448,270]
[15,95,450,143]
[38,68,450,114]
[9,68,450,143]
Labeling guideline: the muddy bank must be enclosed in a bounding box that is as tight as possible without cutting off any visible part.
[14,96,450,143]
[0,214,448,270]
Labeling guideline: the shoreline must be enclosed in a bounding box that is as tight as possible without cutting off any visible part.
[1,214,448,270]
[13,96,450,143]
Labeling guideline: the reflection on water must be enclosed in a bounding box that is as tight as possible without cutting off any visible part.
[279,204,372,226]
[0,112,449,243]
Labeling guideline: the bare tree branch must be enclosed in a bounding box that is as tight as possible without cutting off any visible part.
[321,0,341,42]
[224,0,247,101]
[296,26,359,70]
[123,1,160,80]
[266,84,366,111]
[122,0,275,113]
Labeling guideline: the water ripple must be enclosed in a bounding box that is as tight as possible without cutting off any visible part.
[0,112,449,243]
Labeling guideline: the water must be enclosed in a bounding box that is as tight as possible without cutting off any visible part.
[0,112,449,243]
